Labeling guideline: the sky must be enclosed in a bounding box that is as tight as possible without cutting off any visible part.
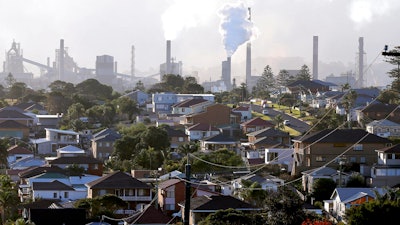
[1,0,399,85]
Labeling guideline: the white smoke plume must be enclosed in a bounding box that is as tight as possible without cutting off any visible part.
[161,0,216,40]
[349,0,398,26]
[218,1,258,57]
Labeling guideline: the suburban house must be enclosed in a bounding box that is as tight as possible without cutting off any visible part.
[365,119,400,138]
[233,174,284,193]
[323,187,386,222]
[34,128,80,155]
[185,123,220,141]
[171,98,213,115]
[157,178,219,215]
[163,126,189,150]
[265,148,294,173]
[301,167,350,194]
[286,80,330,96]
[90,128,121,161]
[291,129,392,175]
[246,127,291,149]
[0,106,34,138]
[34,114,63,131]
[179,195,260,225]
[200,133,240,152]
[182,104,240,127]
[7,145,33,165]
[47,155,103,176]
[240,117,274,134]
[152,93,214,113]
[357,102,400,125]
[232,106,252,122]
[86,171,153,212]
[121,90,149,106]
[124,205,172,225]
[369,144,400,187]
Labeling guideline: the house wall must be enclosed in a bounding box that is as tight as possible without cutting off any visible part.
[293,142,387,175]
[32,189,86,201]
[191,104,236,126]
[92,140,114,160]
[159,182,185,213]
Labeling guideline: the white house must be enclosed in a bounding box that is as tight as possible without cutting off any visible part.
[264,148,294,173]
[34,128,80,155]
[368,144,400,187]
[232,106,252,122]
[366,119,400,138]
[185,123,220,141]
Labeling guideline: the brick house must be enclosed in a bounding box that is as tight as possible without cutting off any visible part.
[357,102,400,124]
[240,117,274,134]
[292,129,392,175]
[246,127,291,149]
[182,104,240,127]
[91,128,121,161]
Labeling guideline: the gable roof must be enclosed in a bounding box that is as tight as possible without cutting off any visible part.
[202,133,238,143]
[241,117,274,127]
[7,145,32,154]
[48,156,102,165]
[247,127,289,137]
[187,195,256,211]
[366,119,400,127]
[127,206,172,224]
[18,165,65,179]
[158,178,182,189]
[86,171,151,189]
[172,98,209,108]
[0,107,33,119]
[294,129,390,144]
[0,120,29,128]
[56,145,85,154]
[32,180,74,191]
[187,123,219,132]
[92,128,121,141]
[331,187,386,202]
[376,144,400,154]
[361,102,399,113]
[232,106,250,112]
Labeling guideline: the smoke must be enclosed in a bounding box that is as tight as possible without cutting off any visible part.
[161,0,216,40]
[218,1,258,57]
[349,0,398,26]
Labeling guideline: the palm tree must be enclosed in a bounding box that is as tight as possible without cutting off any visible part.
[274,114,285,130]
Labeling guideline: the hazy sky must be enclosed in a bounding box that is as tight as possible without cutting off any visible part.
[1,0,399,83]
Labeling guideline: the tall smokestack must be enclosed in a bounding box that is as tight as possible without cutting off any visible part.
[221,57,232,91]
[358,37,364,88]
[114,61,118,74]
[246,7,251,85]
[166,40,171,75]
[312,36,318,80]
[59,39,64,81]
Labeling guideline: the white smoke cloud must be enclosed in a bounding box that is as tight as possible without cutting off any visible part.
[161,0,216,40]
[349,0,395,25]
[218,1,258,57]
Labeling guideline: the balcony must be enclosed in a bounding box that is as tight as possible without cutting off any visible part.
[119,195,152,202]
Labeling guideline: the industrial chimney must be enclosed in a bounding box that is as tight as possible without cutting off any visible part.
[358,37,364,88]
[59,39,64,81]
[222,57,232,91]
[166,40,171,75]
[312,36,318,80]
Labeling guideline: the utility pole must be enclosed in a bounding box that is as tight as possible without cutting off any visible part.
[183,154,191,225]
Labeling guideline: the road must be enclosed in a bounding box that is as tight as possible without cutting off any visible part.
[245,103,311,135]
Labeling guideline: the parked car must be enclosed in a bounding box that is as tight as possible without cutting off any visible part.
[262,109,269,115]
[283,120,290,126]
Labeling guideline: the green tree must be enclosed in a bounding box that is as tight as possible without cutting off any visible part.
[187,149,243,173]
[297,64,312,81]
[0,175,19,224]
[254,65,275,98]
[235,179,267,207]
[48,80,75,94]
[346,173,367,187]
[377,89,399,104]
[46,91,72,114]
[384,46,400,91]
[274,114,285,130]
[134,80,145,91]
[276,69,290,87]
[199,208,266,225]
[7,82,27,101]
[113,96,139,121]
[75,79,113,101]
[5,73,16,88]
[264,186,307,225]
[311,178,337,202]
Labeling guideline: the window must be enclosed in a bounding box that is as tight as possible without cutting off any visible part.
[178,137,184,142]
[354,144,363,151]
[360,157,366,163]
[53,193,57,198]
[98,142,103,147]
[106,142,110,147]
[267,152,278,162]
[316,156,326,162]
[350,157,356,163]
[181,108,185,112]
[166,190,175,198]
[64,192,69,198]
[165,204,175,210]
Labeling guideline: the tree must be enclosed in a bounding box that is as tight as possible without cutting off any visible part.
[274,114,285,130]
[264,186,307,225]
[75,79,113,101]
[377,89,399,104]
[187,149,243,173]
[346,173,367,187]
[113,96,139,120]
[297,64,312,81]
[311,178,337,202]
[0,175,19,224]
[254,65,275,98]
[276,69,290,87]
[46,91,72,114]
[5,73,16,88]
[384,46,400,91]
[134,80,145,91]
[235,179,267,207]
[48,80,75,94]
[8,82,27,101]
[198,208,266,225]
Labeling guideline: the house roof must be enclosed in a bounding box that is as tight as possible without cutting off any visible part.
[301,166,338,176]
[56,145,85,154]
[376,144,400,154]
[14,102,46,112]
[45,128,78,135]
[18,165,65,179]
[163,126,187,137]
[30,172,69,180]
[331,187,386,202]
[48,156,102,165]
[127,205,172,224]
[202,133,238,143]
[86,171,151,189]
[232,106,249,112]
[158,178,182,189]
[294,129,390,144]
[187,195,256,211]
[241,117,274,127]
[32,180,74,191]
[92,128,121,141]
[172,98,208,108]
[0,120,28,128]
[252,137,281,146]
[361,102,399,113]
[187,123,219,132]
[7,145,32,154]
[366,119,400,127]
[246,127,289,137]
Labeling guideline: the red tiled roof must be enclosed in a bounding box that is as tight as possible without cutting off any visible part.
[187,123,219,131]
[241,117,274,126]
[7,145,32,154]
[86,171,151,189]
